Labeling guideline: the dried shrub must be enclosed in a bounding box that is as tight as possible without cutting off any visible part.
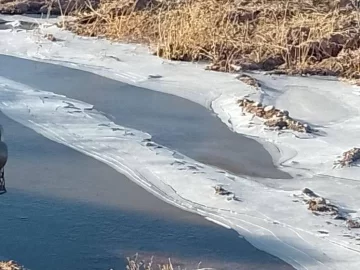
[64,0,360,79]
[300,188,339,215]
[335,147,360,167]
[307,197,337,213]
[0,261,25,270]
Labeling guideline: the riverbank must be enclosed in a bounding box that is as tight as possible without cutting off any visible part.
[4,0,360,80]
[0,0,97,15]
[66,0,360,82]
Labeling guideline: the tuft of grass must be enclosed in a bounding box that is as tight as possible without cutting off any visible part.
[0,256,204,270]
[62,0,360,80]
[0,261,25,270]
[126,255,175,270]
[126,253,204,270]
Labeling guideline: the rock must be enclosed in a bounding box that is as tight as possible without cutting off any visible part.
[259,54,285,70]
[214,185,232,196]
[264,117,288,129]
[237,74,261,89]
[335,147,360,167]
[28,2,42,11]
[44,33,56,41]
[264,105,274,112]
[15,2,29,13]
[238,97,312,133]
[308,197,335,212]
[302,187,319,198]
[346,219,360,229]
[243,98,251,102]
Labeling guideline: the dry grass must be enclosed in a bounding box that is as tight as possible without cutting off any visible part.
[126,256,175,270]
[334,147,360,167]
[126,254,202,270]
[0,261,25,270]
[0,256,199,270]
[64,0,360,79]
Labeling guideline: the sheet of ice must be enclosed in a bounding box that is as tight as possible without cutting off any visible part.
[0,14,65,26]
[1,16,360,269]
[0,76,353,270]
[213,73,360,180]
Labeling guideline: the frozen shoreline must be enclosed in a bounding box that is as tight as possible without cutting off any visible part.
[1,15,360,269]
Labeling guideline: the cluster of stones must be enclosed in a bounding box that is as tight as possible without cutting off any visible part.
[236,74,261,89]
[214,185,241,202]
[238,98,312,133]
[214,185,232,196]
[302,188,338,214]
[301,188,360,229]
[44,33,57,42]
[335,147,360,167]
[346,219,360,229]
[307,197,338,213]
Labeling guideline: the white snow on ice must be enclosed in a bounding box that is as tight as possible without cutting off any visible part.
[1,15,360,269]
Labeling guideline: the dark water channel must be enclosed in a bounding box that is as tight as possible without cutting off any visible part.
[0,55,290,180]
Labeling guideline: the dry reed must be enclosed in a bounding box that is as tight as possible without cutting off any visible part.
[0,261,25,270]
[64,0,360,79]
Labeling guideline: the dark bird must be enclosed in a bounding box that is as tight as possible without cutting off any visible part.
[0,125,8,194]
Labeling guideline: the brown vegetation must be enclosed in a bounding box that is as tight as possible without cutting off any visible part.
[300,188,339,215]
[127,257,175,270]
[238,98,312,133]
[299,188,360,230]
[63,0,360,79]
[126,254,196,270]
[307,197,337,213]
[335,147,360,167]
[0,261,25,270]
